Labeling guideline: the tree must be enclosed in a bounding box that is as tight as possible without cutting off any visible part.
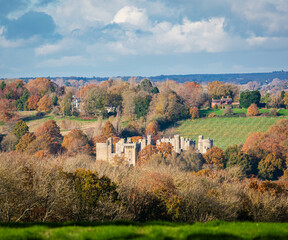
[260,93,271,108]
[0,81,6,90]
[190,107,199,120]
[207,81,238,100]
[15,133,35,152]
[34,120,62,141]
[145,121,158,136]
[137,145,157,165]
[247,103,259,116]
[139,79,154,93]
[16,89,29,111]
[13,120,29,139]
[156,142,173,158]
[27,95,41,110]
[37,95,53,112]
[203,146,225,169]
[222,106,233,116]
[225,145,257,176]
[1,133,18,152]
[26,78,54,96]
[283,92,288,108]
[0,99,17,122]
[62,129,90,155]
[239,90,261,108]
[134,94,152,118]
[258,153,285,180]
[101,121,116,138]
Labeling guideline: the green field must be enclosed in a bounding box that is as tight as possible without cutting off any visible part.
[0,221,287,240]
[175,116,287,149]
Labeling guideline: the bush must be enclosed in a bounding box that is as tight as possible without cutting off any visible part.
[222,106,233,117]
[208,113,216,118]
[247,103,259,116]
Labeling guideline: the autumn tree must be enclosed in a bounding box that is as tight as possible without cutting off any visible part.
[137,145,158,165]
[15,133,35,152]
[101,121,116,138]
[1,133,18,152]
[178,81,205,108]
[247,103,259,116]
[62,129,91,155]
[189,107,199,120]
[207,81,238,100]
[13,120,29,139]
[145,121,158,136]
[0,99,17,122]
[222,106,233,117]
[203,146,225,169]
[26,78,55,96]
[156,142,173,158]
[27,95,41,110]
[283,92,288,108]
[37,95,53,112]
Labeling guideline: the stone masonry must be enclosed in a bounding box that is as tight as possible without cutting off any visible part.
[96,135,213,166]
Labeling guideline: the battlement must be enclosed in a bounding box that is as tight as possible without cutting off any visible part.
[96,134,212,166]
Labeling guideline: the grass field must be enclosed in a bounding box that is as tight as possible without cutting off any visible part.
[0,221,288,240]
[175,116,287,149]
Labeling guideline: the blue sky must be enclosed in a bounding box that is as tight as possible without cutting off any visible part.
[0,0,287,78]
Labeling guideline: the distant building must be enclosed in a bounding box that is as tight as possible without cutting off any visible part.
[96,135,213,166]
[211,96,232,108]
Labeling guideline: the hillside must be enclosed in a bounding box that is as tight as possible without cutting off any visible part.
[173,116,286,149]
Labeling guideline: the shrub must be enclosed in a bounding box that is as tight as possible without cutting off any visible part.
[222,106,233,117]
[247,103,259,116]
[208,113,216,118]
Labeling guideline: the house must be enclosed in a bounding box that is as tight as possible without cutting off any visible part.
[211,96,232,108]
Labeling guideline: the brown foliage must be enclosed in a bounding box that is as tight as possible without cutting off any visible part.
[15,133,35,152]
[247,103,259,116]
[132,136,143,143]
[37,95,53,112]
[137,145,157,166]
[156,142,173,158]
[203,146,225,169]
[145,121,158,136]
[189,107,199,120]
[62,129,91,155]
[0,99,17,122]
[101,120,116,138]
[27,95,41,110]
[26,78,53,96]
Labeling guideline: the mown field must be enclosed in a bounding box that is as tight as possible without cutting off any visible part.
[0,221,288,240]
[175,116,287,149]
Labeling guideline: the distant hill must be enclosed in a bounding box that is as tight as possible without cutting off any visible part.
[3,71,288,85]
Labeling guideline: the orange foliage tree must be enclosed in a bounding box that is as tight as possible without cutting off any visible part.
[189,107,199,120]
[62,129,91,155]
[0,98,17,122]
[157,142,173,158]
[203,146,225,169]
[101,120,116,138]
[247,103,259,116]
[137,145,157,165]
[26,78,53,96]
[27,95,41,110]
[37,95,53,112]
[145,121,158,136]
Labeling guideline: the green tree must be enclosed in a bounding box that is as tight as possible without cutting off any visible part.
[258,153,286,180]
[225,145,257,176]
[140,79,154,93]
[0,81,6,90]
[16,89,29,111]
[239,90,261,108]
[13,120,29,139]
[134,95,152,118]
[260,93,271,108]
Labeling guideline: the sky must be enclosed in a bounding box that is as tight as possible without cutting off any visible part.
[0,0,287,78]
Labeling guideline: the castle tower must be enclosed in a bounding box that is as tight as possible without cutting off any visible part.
[174,135,181,153]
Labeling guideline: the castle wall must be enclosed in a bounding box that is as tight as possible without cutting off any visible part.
[96,143,109,161]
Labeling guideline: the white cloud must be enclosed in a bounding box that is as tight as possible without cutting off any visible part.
[36,55,89,68]
[112,6,149,30]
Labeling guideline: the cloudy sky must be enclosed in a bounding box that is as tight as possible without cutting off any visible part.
[0,0,287,78]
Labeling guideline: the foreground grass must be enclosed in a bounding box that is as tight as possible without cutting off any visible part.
[175,116,287,149]
[0,221,288,240]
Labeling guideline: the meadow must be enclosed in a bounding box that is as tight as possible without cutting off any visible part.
[175,116,287,149]
[0,221,288,240]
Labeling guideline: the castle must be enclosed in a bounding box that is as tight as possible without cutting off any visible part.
[96,135,213,166]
